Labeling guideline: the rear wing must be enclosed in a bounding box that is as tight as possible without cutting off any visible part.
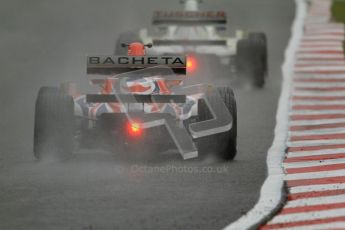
[86,94,186,103]
[153,39,227,46]
[152,11,227,26]
[87,55,186,75]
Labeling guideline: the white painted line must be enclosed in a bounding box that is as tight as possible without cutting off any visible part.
[285,194,345,208]
[298,47,344,52]
[299,47,343,52]
[292,91,345,97]
[305,24,344,31]
[292,101,345,106]
[289,128,345,136]
[303,24,343,29]
[305,29,345,35]
[302,35,345,40]
[288,147,345,157]
[224,0,305,228]
[284,158,345,170]
[305,30,345,36]
[290,118,345,126]
[295,67,345,73]
[294,81,345,87]
[305,26,344,31]
[299,46,343,51]
[268,208,345,224]
[293,86,345,92]
[287,139,345,148]
[291,102,345,107]
[293,91,345,96]
[296,53,345,59]
[285,169,345,181]
[293,131,345,138]
[296,61,345,66]
[289,183,345,194]
[290,110,345,116]
[294,74,345,79]
[296,57,345,62]
[300,41,343,47]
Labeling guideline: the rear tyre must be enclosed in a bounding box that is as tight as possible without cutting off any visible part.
[195,87,237,161]
[33,87,75,161]
[114,31,141,55]
[236,32,268,88]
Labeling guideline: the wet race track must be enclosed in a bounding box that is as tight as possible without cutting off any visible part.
[0,0,294,229]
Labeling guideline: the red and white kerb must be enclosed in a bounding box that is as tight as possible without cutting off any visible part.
[262,0,345,229]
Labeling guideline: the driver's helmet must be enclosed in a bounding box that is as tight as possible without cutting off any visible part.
[128,42,146,56]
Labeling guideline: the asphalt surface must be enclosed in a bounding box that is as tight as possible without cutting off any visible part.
[0,0,294,229]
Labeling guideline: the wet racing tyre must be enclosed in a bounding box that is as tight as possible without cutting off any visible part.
[33,87,75,161]
[196,87,237,161]
[249,32,268,74]
[236,32,268,88]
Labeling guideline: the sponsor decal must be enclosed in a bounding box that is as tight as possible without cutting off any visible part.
[87,56,186,68]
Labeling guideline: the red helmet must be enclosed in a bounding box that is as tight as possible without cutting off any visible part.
[122,42,153,56]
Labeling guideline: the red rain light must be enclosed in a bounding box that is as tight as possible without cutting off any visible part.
[187,56,197,73]
[127,121,143,137]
